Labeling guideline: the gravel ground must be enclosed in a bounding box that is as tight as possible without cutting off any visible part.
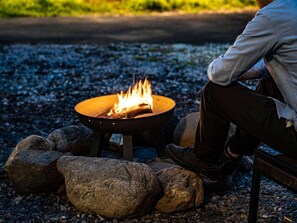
[0,43,296,222]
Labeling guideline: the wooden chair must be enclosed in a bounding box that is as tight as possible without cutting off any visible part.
[248,148,297,222]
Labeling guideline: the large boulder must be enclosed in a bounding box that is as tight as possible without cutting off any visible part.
[155,167,204,213]
[48,125,93,155]
[57,156,162,218]
[5,150,64,193]
[5,135,54,171]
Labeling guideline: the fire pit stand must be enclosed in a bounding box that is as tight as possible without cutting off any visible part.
[75,94,176,161]
[89,131,135,161]
[89,131,103,157]
[89,128,167,161]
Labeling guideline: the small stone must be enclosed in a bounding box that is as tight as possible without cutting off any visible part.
[97,215,105,221]
[14,196,22,205]
[262,214,269,218]
[229,195,238,202]
[219,207,228,213]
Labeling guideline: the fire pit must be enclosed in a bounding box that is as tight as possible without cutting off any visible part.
[75,79,175,160]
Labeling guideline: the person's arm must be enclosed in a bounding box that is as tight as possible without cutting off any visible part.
[207,11,278,86]
[239,59,270,81]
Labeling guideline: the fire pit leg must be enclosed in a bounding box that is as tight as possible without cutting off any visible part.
[151,128,167,159]
[90,130,102,157]
[123,135,133,161]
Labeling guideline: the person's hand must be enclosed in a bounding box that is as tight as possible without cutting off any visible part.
[239,71,261,82]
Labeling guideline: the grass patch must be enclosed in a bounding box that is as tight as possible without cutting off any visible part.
[0,0,257,17]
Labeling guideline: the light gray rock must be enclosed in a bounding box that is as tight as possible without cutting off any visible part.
[47,125,93,155]
[57,156,162,218]
[5,150,64,193]
[4,135,54,171]
[155,167,204,213]
[173,112,200,147]
[173,112,236,147]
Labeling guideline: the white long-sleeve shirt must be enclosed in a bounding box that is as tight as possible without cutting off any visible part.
[207,0,297,132]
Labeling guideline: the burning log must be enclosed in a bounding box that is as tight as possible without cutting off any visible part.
[96,103,153,119]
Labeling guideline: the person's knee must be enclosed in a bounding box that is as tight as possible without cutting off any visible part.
[201,81,223,100]
[201,81,216,96]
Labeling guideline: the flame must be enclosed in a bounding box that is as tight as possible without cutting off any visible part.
[108,78,153,116]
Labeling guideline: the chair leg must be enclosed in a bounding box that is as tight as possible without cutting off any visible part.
[248,169,261,223]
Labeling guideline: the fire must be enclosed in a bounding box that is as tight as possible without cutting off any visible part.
[107,78,153,117]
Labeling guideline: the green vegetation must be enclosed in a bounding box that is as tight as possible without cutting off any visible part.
[0,0,257,17]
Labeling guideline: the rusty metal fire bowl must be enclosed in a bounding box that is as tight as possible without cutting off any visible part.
[75,94,176,134]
